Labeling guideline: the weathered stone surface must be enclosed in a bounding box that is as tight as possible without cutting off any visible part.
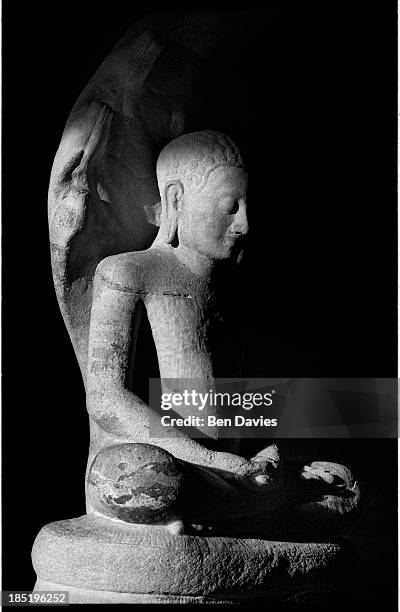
[32,515,353,600]
[88,443,185,523]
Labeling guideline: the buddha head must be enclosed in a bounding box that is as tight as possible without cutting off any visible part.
[155,130,249,262]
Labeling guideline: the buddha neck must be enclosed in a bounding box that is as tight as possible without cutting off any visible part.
[173,243,216,280]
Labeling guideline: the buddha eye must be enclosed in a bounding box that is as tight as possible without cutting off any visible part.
[228,201,239,214]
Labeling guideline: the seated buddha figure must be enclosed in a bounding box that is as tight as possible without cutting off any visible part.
[85,130,360,536]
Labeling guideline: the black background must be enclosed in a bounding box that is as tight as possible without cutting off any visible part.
[2,2,397,606]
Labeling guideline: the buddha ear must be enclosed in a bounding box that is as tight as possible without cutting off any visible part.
[163,180,184,245]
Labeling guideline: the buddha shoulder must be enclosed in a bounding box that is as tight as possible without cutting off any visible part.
[94,248,176,294]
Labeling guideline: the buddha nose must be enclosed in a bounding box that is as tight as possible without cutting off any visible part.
[233,207,249,236]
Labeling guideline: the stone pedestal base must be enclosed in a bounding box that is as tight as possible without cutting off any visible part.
[34,581,237,604]
[32,515,353,604]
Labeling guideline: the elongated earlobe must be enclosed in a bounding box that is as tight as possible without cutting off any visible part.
[164,181,183,245]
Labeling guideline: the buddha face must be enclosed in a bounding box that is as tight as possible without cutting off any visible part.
[178,166,249,261]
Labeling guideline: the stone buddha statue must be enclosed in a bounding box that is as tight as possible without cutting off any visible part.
[84,130,359,536]
[32,13,362,603]
[33,129,360,604]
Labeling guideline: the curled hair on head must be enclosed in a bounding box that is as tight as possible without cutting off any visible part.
[156,130,245,194]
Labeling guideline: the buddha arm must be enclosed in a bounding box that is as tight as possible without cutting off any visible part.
[86,256,248,474]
